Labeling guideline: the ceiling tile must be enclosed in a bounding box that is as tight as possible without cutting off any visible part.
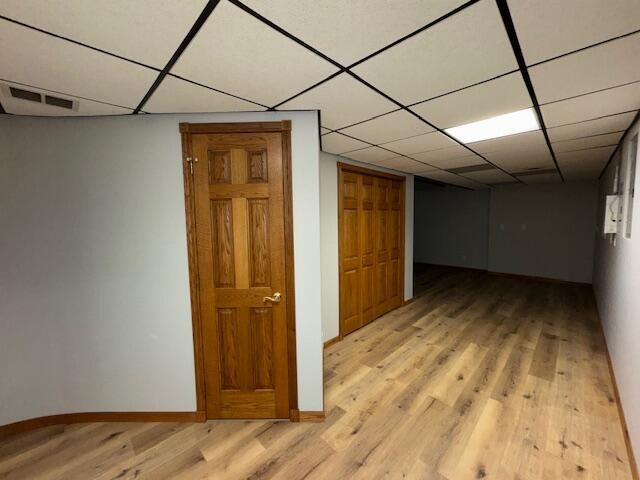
[468,132,557,172]
[428,154,487,170]
[410,145,474,164]
[459,168,515,184]
[145,76,262,113]
[410,72,531,128]
[241,0,467,65]
[518,172,563,184]
[541,82,640,127]
[0,21,155,108]
[341,146,397,163]
[279,73,397,129]
[530,33,640,104]
[556,145,616,179]
[488,151,556,172]
[352,0,517,105]
[172,0,338,107]
[321,132,370,155]
[374,157,433,174]
[419,170,488,189]
[507,0,640,65]
[381,131,458,155]
[469,130,547,155]
[547,111,636,142]
[0,0,207,68]
[552,132,624,153]
[0,81,131,116]
[338,109,433,144]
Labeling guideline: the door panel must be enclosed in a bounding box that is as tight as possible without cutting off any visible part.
[342,269,361,334]
[339,165,405,337]
[192,131,289,419]
[340,171,361,335]
[210,200,235,288]
[360,175,375,325]
[388,180,403,305]
[251,307,274,389]
[374,178,391,316]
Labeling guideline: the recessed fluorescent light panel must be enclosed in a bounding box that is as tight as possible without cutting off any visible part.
[445,108,539,143]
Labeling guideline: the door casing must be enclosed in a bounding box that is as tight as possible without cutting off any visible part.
[179,121,298,421]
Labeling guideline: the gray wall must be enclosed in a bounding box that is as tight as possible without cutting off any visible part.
[414,181,599,283]
[488,182,599,283]
[594,115,640,462]
[319,152,414,342]
[414,184,489,270]
[0,110,324,426]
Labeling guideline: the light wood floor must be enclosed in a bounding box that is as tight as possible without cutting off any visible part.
[0,267,633,479]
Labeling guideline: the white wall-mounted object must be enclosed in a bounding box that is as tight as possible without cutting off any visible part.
[604,194,621,234]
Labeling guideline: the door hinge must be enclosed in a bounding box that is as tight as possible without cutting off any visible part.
[186,156,199,175]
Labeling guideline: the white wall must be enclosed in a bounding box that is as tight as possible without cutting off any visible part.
[319,152,414,342]
[414,183,489,270]
[594,115,640,462]
[0,110,324,426]
[488,182,599,283]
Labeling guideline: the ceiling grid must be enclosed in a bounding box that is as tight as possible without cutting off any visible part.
[0,0,638,187]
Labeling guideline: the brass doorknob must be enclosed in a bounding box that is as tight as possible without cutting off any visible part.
[263,292,282,304]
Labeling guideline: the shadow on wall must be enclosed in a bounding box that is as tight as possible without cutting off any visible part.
[413,180,599,284]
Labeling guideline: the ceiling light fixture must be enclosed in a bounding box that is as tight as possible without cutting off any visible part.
[445,108,539,143]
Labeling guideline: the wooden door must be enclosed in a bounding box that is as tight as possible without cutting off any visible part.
[360,175,376,326]
[339,171,361,335]
[387,180,404,308]
[339,164,405,337]
[374,177,391,317]
[183,122,294,419]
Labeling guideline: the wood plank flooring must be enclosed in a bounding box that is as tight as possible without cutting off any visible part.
[0,267,633,479]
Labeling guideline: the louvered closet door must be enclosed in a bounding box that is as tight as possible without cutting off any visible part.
[192,132,289,419]
[339,165,405,337]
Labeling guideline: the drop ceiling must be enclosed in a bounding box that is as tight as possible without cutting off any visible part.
[0,0,638,188]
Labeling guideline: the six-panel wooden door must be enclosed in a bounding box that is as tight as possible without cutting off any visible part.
[190,128,291,419]
[339,164,405,337]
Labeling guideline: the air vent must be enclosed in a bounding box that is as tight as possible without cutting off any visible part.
[2,83,79,112]
[10,87,41,103]
[515,168,557,177]
[45,95,73,110]
[447,164,496,174]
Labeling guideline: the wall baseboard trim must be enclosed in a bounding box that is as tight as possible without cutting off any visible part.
[416,262,486,273]
[593,301,639,480]
[0,411,205,441]
[487,270,591,286]
[415,262,591,286]
[299,411,325,422]
[323,336,342,349]
[290,410,325,423]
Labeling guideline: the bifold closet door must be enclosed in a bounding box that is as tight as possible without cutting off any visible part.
[339,165,405,337]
